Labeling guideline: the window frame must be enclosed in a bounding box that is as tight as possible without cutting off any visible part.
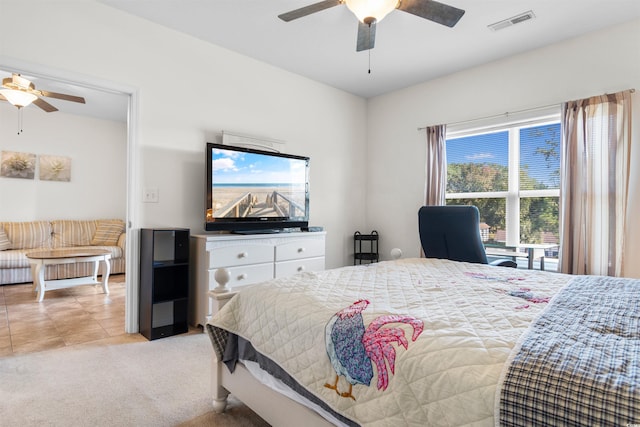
[445,112,561,247]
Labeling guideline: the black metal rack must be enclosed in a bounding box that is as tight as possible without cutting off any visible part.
[353,230,379,265]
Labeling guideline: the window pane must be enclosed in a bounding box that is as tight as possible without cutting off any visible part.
[446,131,509,192]
[520,123,561,190]
[519,197,559,256]
[446,198,506,244]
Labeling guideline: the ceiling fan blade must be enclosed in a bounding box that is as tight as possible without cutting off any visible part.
[37,90,86,104]
[278,0,342,22]
[356,18,376,52]
[33,97,59,113]
[397,0,465,27]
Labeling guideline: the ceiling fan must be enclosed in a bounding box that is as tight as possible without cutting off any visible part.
[0,73,86,112]
[278,0,465,52]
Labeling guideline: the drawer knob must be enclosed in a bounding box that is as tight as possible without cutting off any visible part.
[238,252,249,258]
[238,273,248,280]
[298,247,305,253]
[297,266,305,272]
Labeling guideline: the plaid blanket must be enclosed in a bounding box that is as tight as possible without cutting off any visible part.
[498,275,640,426]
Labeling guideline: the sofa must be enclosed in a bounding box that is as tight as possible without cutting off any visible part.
[0,219,126,285]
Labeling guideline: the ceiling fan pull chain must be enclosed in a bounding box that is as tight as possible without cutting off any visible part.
[368,50,371,74]
[17,107,24,135]
[368,24,371,74]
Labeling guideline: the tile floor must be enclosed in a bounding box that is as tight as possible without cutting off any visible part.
[0,274,146,357]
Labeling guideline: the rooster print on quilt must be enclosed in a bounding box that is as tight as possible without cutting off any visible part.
[324,299,424,400]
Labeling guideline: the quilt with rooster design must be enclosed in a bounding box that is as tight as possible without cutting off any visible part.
[208,258,572,426]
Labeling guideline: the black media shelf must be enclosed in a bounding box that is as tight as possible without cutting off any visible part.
[140,228,190,340]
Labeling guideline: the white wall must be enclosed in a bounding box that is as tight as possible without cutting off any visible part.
[0,102,126,221]
[366,19,640,278]
[0,0,368,269]
[3,1,637,277]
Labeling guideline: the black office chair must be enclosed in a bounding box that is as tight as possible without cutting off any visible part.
[418,205,517,268]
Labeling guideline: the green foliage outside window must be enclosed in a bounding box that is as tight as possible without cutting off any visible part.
[447,163,508,193]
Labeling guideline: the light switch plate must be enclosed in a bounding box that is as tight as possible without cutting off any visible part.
[143,187,159,203]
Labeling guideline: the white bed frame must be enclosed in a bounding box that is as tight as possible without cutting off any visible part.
[208,269,335,427]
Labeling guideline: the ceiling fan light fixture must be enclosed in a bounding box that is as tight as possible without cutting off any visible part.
[0,89,37,108]
[345,0,398,23]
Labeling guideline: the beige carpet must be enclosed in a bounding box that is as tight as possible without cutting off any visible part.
[0,333,269,427]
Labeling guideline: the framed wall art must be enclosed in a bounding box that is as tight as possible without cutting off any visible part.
[0,151,36,179]
[39,155,72,182]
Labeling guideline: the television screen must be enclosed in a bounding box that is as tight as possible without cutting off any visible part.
[205,142,310,232]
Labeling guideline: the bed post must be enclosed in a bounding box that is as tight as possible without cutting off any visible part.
[208,268,237,413]
[212,267,231,294]
[211,356,230,412]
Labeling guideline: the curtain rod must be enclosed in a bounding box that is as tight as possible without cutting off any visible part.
[417,88,635,131]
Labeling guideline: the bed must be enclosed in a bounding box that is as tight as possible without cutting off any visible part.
[206,257,640,426]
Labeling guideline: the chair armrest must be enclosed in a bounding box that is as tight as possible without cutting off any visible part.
[117,233,126,251]
[489,259,517,268]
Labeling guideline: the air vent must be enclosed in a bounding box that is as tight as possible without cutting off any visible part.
[488,10,535,31]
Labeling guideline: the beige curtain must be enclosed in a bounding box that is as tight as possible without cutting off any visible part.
[424,125,447,206]
[559,90,632,276]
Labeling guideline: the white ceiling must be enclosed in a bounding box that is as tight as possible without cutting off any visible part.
[0,69,129,122]
[3,1,639,122]
[100,0,640,98]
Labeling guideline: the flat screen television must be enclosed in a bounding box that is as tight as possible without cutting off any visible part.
[205,142,310,233]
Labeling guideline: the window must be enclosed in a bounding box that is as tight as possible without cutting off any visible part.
[445,116,560,257]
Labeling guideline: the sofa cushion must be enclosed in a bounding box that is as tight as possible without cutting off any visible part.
[90,219,125,246]
[51,220,96,248]
[0,249,32,269]
[0,229,10,251]
[2,221,51,250]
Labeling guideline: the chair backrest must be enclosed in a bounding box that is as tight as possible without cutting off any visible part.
[418,205,488,264]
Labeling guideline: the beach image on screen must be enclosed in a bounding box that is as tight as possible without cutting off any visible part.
[207,148,307,221]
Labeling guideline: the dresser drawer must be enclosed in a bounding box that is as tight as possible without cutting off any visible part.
[192,232,326,328]
[209,263,274,289]
[208,243,274,268]
[275,238,325,262]
[274,256,325,278]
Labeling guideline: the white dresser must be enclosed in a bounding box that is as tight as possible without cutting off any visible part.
[190,231,326,327]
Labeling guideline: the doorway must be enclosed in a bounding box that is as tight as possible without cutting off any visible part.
[0,60,139,334]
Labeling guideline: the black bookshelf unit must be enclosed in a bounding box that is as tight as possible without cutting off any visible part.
[354,230,379,265]
[139,228,190,340]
